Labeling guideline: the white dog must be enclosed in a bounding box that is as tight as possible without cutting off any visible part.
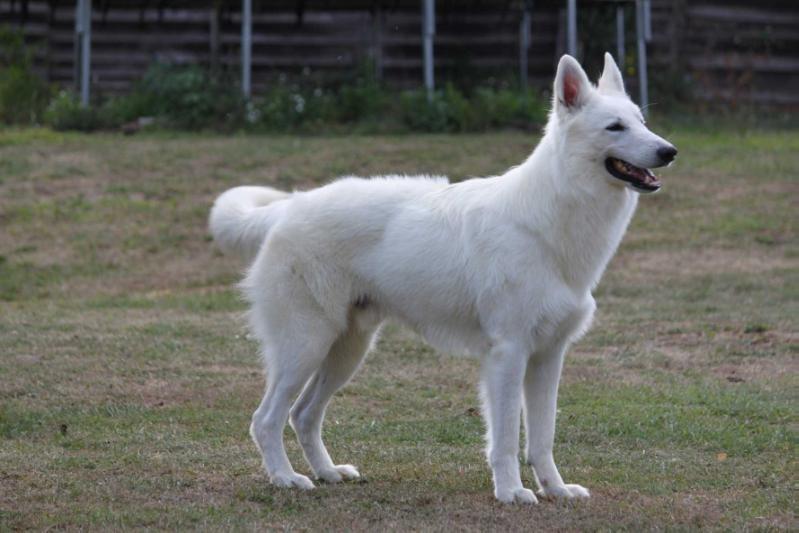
[209,53,676,504]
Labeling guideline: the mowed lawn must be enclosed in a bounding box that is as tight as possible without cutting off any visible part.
[0,126,796,530]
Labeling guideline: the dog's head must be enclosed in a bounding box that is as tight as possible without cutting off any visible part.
[550,53,677,193]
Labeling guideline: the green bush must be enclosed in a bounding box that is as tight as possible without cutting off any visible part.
[31,56,549,133]
[100,91,158,126]
[253,82,387,132]
[399,87,462,132]
[472,88,547,129]
[255,86,313,130]
[43,91,103,131]
[0,26,52,124]
[136,63,245,129]
[399,85,546,133]
[334,74,386,123]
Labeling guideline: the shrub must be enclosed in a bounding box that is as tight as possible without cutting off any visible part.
[252,70,389,132]
[0,26,52,124]
[33,56,549,133]
[43,91,103,131]
[255,86,311,130]
[399,85,546,133]
[472,88,547,130]
[399,87,463,132]
[136,63,245,129]
[100,91,158,126]
[334,72,386,123]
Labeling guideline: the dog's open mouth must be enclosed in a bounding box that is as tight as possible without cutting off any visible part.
[605,157,661,193]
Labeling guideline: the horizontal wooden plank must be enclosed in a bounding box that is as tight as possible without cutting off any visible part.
[689,55,799,74]
[695,88,799,106]
[382,33,552,46]
[384,11,557,24]
[0,1,49,15]
[49,7,376,25]
[687,5,799,25]
[47,30,551,51]
[382,56,553,69]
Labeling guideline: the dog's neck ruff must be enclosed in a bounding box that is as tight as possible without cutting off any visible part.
[505,131,638,292]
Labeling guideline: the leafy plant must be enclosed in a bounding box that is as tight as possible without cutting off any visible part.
[399,85,546,133]
[32,56,549,134]
[333,66,386,123]
[44,91,103,131]
[136,63,245,129]
[472,87,547,130]
[255,86,312,130]
[0,26,52,124]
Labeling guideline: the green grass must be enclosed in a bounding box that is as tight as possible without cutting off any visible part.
[0,125,797,530]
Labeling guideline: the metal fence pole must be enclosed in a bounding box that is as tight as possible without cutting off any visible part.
[616,5,625,71]
[73,0,81,94]
[422,0,435,101]
[241,0,252,98]
[80,0,91,107]
[519,1,532,88]
[636,0,649,114]
[567,0,577,57]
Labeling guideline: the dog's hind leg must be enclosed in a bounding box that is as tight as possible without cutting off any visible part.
[249,306,339,490]
[290,318,380,483]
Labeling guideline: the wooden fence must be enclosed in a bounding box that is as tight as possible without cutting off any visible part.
[2,0,797,107]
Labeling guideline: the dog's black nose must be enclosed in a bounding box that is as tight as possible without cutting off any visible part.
[657,146,678,164]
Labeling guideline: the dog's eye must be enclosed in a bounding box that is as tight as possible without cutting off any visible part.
[606,122,626,132]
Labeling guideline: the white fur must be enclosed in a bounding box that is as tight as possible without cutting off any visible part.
[209,53,675,503]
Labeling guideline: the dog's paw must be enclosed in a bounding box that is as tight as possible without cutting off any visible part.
[495,487,539,505]
[564,483,590,498]
[538,483,590,500]
[271,472,315,490]
[317,464,361,484]
[335,464,361,480]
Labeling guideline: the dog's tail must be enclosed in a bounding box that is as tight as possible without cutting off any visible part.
[209,186,290,261]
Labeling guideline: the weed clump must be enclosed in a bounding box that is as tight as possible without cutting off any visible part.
[0,26,52,124]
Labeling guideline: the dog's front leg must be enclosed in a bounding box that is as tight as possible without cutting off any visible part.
[523,343,590,500]
[481,342,538,504]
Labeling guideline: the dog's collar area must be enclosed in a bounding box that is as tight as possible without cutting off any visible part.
[604,157,661,193]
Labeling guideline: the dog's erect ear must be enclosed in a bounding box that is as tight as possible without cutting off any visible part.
[598,52,626,95]
[554,55,592,113]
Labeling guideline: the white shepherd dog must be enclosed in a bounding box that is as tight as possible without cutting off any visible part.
[210,53,677,504]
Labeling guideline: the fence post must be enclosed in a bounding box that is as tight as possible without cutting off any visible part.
[422,0,435,101]
[73,0,81,94]
[616,5,625,71]
[566,0,576,57]
[241,0,252,98]
[519,0,532,88]
[76,0,92,107]
[636,0,648,114]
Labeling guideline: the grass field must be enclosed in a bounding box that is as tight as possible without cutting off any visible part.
[0,126,797,530]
